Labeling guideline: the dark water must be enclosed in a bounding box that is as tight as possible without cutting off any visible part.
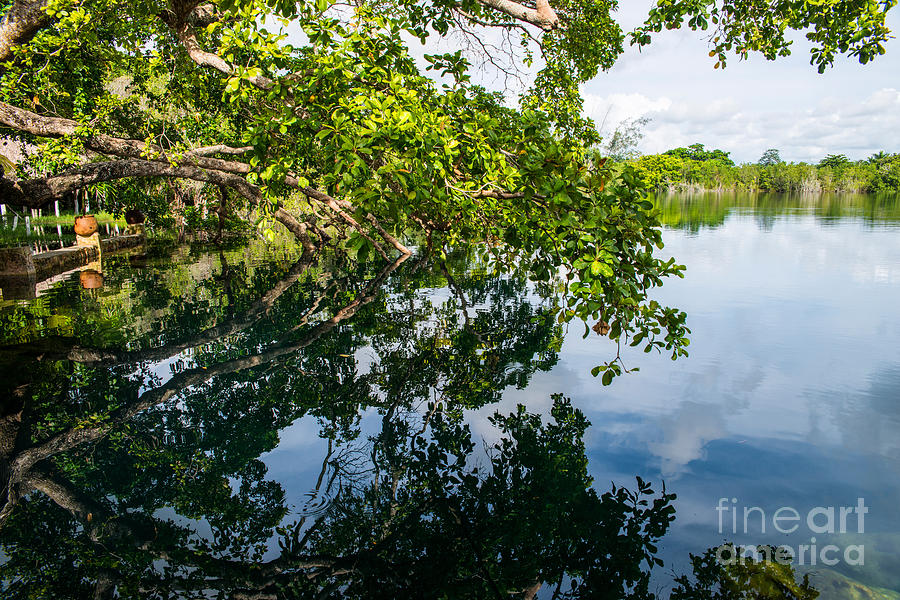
[1,192,899,598]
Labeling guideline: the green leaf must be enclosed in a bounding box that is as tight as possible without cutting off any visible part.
[602,370,614,386]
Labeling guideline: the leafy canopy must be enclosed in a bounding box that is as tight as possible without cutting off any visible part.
[632,0,896,72]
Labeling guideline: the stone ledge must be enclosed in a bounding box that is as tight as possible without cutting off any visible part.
[0,247,35,277]
[100,234,143,253]
[1,234,144,292]
[34,245,99,280]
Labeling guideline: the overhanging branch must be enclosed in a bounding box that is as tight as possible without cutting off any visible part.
[0,100,253,175]
[0,104,409,255]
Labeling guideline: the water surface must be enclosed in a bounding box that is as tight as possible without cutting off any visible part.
[2,191,899,598]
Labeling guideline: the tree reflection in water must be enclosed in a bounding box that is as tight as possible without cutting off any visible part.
[0,247,816,598]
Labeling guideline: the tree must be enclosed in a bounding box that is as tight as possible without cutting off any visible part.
[632,0,894,73]
[818,154,850,169]
[0,0,703,382]
[602,116,650,161]
[664,144,734,166]
[868,151,891,164]
[757,149,781,167]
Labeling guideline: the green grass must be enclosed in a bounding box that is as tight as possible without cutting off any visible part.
[1,211,127,248]
[30,211,126,226]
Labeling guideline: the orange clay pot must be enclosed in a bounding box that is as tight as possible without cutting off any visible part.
[74,214,99,237]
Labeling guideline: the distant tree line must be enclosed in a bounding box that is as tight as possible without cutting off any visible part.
[625,144,900,193]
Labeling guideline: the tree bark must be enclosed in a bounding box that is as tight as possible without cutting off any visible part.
[475,0,559,30]
[0,0,50,63]
[172,20,274,90]
[1,159,260,208]
[274,207,317,253]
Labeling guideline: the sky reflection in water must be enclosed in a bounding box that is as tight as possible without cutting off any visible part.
[502,192,900,591]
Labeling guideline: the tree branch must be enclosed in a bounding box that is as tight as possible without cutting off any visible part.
[0,104,407,256]
[1,159,260,207]
[186,144,253,156]
[301,187,391,260]
[274,207,317,253]
[0,0,51,63]
[172,21,274,90]
[302,187,413,256]
[0,100,253,175]
[475,0,559,31]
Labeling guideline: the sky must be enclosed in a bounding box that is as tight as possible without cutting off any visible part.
[287,1,900,165]
[578,1,900,163]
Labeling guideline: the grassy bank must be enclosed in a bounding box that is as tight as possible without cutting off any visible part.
[29,211,126,226]
[0,211,128,248]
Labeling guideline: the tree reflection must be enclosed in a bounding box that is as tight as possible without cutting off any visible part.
[672,544,819,600]
[0,248,818,599]
[653,191,900,232]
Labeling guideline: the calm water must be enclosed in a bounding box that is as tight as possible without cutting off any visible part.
[1,192,899,598]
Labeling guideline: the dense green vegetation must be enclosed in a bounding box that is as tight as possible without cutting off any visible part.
[630,144,900,194]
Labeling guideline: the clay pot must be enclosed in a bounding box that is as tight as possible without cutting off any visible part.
[74,214,98,237]
[124,208,145,225]
[79,269,104,289]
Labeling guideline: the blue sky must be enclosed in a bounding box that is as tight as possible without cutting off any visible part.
[580,1,900,163]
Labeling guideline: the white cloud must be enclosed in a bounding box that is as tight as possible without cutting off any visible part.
[582,92,672,134]
[647,402,727,478]
[579,7,900,163]
[582,88,900,163]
